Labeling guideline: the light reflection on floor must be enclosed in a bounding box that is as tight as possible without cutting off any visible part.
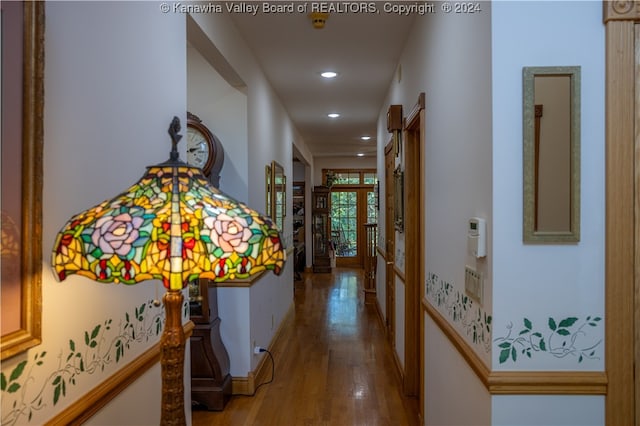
[327,273,360,335]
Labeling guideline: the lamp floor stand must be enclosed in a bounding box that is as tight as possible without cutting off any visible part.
[161,290,186,426]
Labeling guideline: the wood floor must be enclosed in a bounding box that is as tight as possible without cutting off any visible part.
[192,267,420,426]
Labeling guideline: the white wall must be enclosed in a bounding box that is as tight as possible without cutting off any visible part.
[425,316,491,426]
[0,2,186,425]
[87,364,162,425]
[293,161,305,181]
[491,0,605,370]
[187,44,252,377]
[491,1,605,423]
[187,45,249,202]
[492,395,604,426]
[187,11,310,376]
[378,5,493,424]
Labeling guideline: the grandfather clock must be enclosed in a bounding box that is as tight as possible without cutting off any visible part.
[186,112,231,410]
[189,279,232,410]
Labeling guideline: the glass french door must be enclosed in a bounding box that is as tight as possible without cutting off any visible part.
[330,188,377,267]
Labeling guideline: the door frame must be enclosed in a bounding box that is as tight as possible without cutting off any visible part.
[602,3,638,424]
[331,187,372,268]
[403,93,425,408]
[384,140,396,346]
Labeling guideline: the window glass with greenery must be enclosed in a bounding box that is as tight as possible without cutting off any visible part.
[367,190,378,224]
[364,173,377,185]
[324,169,377,187]
[324,169,378,263]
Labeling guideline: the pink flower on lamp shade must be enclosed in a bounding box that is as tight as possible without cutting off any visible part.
[91,213,144,257]
[206,213,253,255]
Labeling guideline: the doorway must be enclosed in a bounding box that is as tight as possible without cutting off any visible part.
[330,188,377,267]
[324,169,377,268]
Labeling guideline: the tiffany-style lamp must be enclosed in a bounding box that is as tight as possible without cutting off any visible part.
[51,117,285,425]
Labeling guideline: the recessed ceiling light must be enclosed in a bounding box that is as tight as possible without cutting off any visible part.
[327,113,340,118]
[321,71,338,79]
[360,136,371,141]
[357,153,365,157]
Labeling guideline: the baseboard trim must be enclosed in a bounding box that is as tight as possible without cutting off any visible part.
[231,374,254,395]
[46,321,195,425]
[489,371,608,395]
[374,297,386,330]
[423,300,607,395]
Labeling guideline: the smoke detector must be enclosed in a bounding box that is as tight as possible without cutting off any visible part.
[309,11,329,29]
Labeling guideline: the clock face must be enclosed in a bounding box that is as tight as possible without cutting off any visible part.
[186,127,211,171]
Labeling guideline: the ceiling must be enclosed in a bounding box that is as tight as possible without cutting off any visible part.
[229,7,415,159]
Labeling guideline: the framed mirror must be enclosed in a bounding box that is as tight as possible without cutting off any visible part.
[1,2,44,360]
[523,66,580,243]
[271,161,286,231]
[265,164,272,216]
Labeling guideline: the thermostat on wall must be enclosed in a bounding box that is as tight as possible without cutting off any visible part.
[468,217,486,258]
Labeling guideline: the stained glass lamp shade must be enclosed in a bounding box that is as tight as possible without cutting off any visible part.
[51,117,285,425]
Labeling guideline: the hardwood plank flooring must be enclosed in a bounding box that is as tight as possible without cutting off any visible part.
[192,268,419,426]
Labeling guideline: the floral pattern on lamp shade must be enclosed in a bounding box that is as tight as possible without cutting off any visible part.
[52,165,284,290]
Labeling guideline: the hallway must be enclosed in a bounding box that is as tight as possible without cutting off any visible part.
[192,268,420,426]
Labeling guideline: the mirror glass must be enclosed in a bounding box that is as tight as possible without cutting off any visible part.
[523,66,580,243]
[271,161,286,231]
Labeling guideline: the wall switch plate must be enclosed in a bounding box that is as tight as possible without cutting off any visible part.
[465,266,483,304]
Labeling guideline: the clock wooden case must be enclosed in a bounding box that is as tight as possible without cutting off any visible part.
[186,112,230,410]
[189,279,232,410]
[186,112,225,187]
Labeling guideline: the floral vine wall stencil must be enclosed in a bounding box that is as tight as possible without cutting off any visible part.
[425,272,492,353]
[494,316,603,364]
[1,300,165,426]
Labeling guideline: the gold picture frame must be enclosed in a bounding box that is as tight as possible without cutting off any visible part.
[1,2,44,360]
[265,164,272,216]
[271,161,286,231]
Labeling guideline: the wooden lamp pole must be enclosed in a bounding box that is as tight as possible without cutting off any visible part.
[160,290,186,426]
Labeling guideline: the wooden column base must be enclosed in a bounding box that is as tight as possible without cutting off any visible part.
[160,290,186,426]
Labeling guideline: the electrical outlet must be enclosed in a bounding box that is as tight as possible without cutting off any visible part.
[253,346,262,355]
[465,266,483,304]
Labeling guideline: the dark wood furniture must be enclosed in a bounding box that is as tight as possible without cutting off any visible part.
[312,186,332,273]
[189,279,232,410]
[293,181,305,279]
[293,181,305,244]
